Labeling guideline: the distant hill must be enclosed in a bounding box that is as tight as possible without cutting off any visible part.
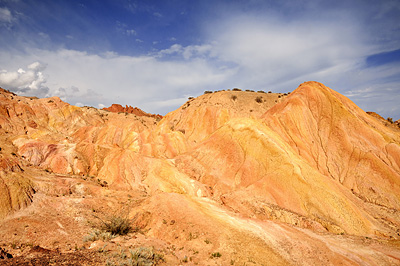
[102,103,163,120]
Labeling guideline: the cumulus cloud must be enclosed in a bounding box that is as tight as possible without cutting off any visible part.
[158,44,183,56]
[0,48,235,114]
[0,62,49,97]
[53,86,79,101]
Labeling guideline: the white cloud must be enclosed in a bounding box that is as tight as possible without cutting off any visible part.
[0,8,399,118]
[0,48,235,114]
[206,15,371,88]
[0,7,12,23]
[126,29,136,36]
[150,13,398,117]
[158,44,214,60]
[116,21,137,36]
[154,14,372,91]
[182,44,213,60]
[158,44,183,56]
[0,62,49,97]
[344,87,375,98]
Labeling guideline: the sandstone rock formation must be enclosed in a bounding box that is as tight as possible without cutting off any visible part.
[103,103,163,120]
[0,83,399,265]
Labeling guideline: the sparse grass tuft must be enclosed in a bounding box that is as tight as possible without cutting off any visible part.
[105,260,114,266]
[100,215,132,236]
[129,247,164,265]
[210,252,222,258]
[83,229,114,242]
[187,232,198,240]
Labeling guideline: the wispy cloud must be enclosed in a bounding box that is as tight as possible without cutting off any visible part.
[116,21,137,37]
[158,43,214,60]
[207,15,370,85]
[0,7,13,23]
[126,29,136,36]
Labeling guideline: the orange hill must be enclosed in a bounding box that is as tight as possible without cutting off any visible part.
[0,83,399,265]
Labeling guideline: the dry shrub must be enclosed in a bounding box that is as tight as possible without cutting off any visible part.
[101,215,132,236]
[90,206,134,238]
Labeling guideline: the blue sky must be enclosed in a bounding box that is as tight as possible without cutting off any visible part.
[0,0,399,119]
